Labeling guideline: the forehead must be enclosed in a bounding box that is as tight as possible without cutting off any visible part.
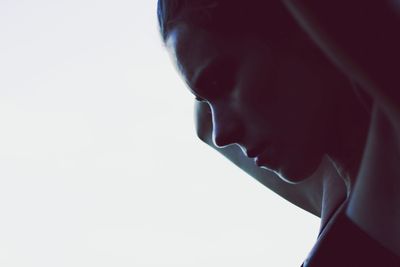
[165,24,227,85]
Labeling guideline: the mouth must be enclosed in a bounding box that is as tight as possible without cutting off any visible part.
[239,141,280,170]
[253,148,279,170]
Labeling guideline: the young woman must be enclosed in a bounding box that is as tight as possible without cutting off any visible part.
[157,1,400,265]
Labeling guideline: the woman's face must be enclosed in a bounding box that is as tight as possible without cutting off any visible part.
[166,23,351,183]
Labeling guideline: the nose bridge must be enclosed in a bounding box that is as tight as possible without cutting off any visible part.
[210,103,244,148]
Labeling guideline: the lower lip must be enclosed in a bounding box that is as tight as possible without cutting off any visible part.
[254,153,279,169]
[254,156,262,167]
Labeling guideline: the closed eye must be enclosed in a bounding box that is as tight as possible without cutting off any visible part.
[192,55,237,100]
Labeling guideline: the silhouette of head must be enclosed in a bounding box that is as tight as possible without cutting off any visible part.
[158,0,370,183]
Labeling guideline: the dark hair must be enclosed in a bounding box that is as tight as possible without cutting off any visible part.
[157,0,303,43]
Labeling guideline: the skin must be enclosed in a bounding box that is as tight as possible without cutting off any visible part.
[167,24,368,184]
[165,22,370,232]
[194,99,347,232]
[280,0,400,255]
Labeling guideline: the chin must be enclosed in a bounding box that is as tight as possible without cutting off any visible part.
[265,156,322,184]
[277,167,312,184]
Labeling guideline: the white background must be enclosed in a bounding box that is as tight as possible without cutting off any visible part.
[0,0,319,266]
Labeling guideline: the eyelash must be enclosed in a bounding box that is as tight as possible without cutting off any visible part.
[194,56,237,100]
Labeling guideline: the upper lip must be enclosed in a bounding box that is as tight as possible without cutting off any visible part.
[241,145,267,159]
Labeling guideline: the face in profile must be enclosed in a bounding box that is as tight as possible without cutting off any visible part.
[166,23,354,183]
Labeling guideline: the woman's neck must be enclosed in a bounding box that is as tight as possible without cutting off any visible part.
[321,169,347,233]
[307,156,348,233]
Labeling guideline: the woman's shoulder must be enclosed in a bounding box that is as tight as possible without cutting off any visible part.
[302,200,400,267]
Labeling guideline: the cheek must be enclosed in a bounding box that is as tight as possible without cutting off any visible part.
[233,68,278,119]
[232,44,277,101]
[275,59,328,116]
[249,59,332,146]
[229,49,329,137]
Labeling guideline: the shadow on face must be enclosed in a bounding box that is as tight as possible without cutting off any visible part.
[194,99,333,217]
[167,22,365,183]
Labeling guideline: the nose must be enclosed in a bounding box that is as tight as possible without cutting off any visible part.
[210,104,244,148]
